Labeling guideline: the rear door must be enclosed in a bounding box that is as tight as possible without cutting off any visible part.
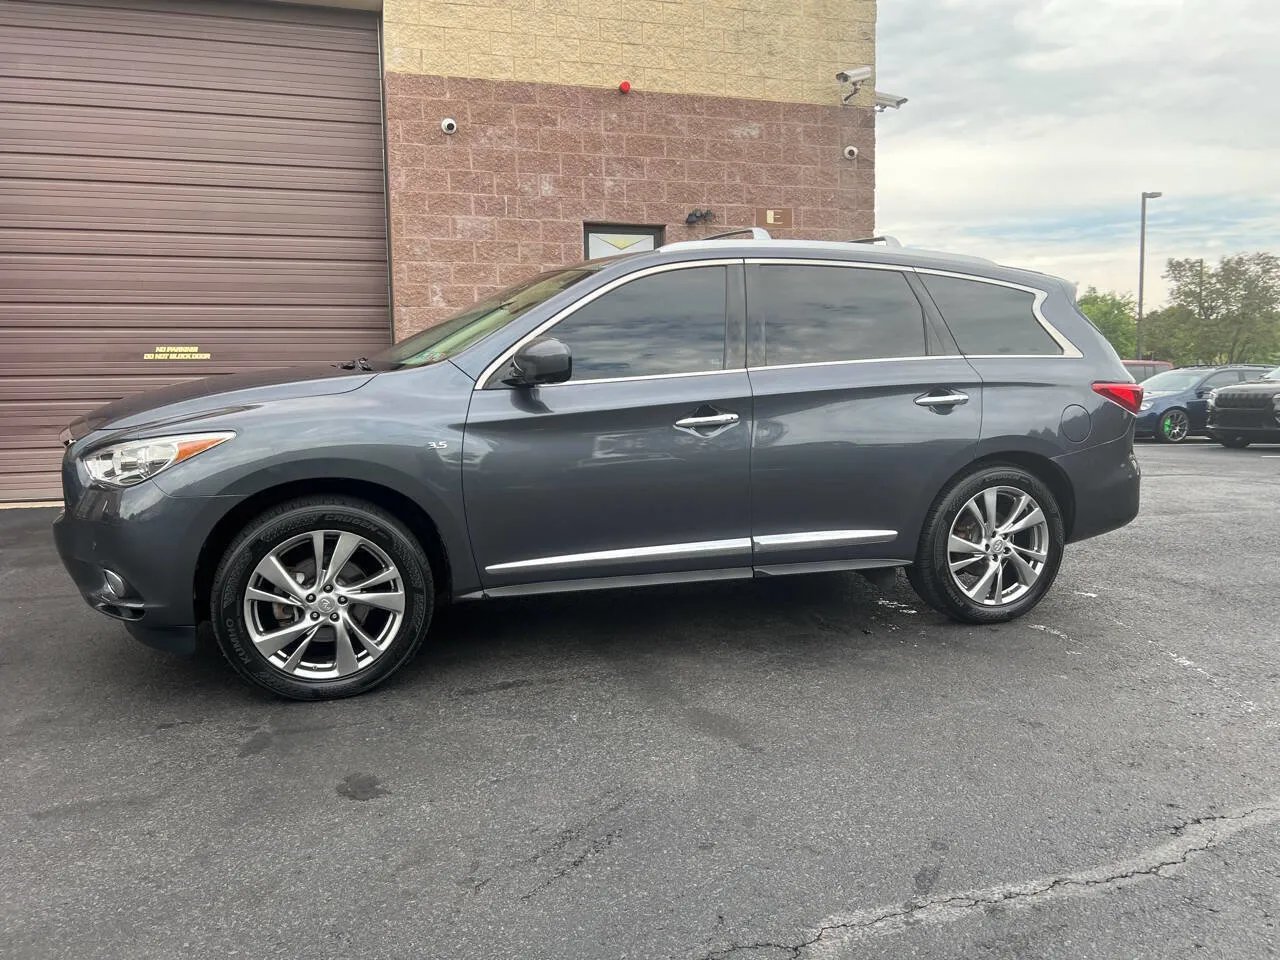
[463,261,754,590]
[744,260,983,570]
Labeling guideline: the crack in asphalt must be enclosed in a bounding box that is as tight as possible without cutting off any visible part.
[695,800,1280,960]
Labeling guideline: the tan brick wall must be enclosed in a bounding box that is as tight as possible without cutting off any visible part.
[384,0,876,106]
[386,74,875,339]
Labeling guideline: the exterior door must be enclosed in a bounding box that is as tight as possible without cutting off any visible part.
[745,260,983,569]
[463,262,753,589]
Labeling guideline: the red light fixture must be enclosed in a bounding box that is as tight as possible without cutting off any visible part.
[618,80,632,94]
[1092,381,1144,415]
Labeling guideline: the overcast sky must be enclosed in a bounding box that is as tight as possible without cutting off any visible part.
[875,0,1280,306]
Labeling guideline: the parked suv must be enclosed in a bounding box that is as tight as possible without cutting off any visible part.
[1206,366,1280,447]
[54,233,1142,699]
[1134,365,1272,442]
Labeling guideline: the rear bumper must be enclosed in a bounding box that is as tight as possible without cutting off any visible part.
[1053,432,1141,543]
[53,468,240,654]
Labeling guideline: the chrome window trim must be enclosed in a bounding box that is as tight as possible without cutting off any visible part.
[748,355,964,373]
[912,267,1084,359]
[746,257,1084,362]
[475,259,744,390]
[485,537,752,573]
[754,529,898,548]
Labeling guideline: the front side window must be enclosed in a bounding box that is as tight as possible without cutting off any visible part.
[921,274,1062,356]
[756,265,927,366]
[1203,371,1242,388]
[547,266,728,381]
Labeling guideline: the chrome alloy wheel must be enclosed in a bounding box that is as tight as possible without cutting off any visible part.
[946,486,1050,607]
[243,530,406,679]
[1161,408,1190,442]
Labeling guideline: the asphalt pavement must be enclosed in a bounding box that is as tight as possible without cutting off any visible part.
[2,441,1278,959]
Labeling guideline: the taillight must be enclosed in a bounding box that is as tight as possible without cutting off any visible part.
[1093,381,1144,415]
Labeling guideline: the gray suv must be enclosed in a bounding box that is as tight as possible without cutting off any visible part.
[54,234,1143,699]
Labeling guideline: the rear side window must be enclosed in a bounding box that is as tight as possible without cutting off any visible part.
[921,274,1062,356]
[549,266,727,381]
[757,265,927,366]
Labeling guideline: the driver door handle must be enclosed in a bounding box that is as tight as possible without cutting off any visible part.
[914,390,969,408]
[674,412,740,428]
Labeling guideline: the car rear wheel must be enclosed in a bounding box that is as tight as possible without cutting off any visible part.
[907,466,1065,624]
[211,496,433,700]
[1219,435,1251,449]
[1157,407,1190,443]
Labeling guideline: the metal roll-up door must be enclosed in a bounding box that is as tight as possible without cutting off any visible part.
[0,0,390,500]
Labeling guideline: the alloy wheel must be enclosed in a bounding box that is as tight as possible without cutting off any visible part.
[946,486,1051,607]
[1162,409,1189,442]
[242,530,406,679]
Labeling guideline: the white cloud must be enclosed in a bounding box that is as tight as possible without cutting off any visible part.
[875,0,1280,306]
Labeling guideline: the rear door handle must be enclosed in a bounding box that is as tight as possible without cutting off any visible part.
[914,391,969,408]
[674,412,740,428]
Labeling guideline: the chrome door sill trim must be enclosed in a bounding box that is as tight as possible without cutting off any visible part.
[753,529,898,549]
[485,537,753,573]
[753,559,910,577]
[460,566,755,599]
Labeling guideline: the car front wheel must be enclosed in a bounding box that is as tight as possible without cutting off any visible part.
[211,496,433,700]
[907,466,1065,624]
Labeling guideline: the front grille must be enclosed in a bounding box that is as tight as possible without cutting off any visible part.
[1214,390,1276,410]
[1211,408,1271,428]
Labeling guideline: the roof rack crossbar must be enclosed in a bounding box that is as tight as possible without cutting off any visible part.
[849,235,902,248]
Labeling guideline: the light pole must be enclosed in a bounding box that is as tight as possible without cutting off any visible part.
[1135,190,1162,359]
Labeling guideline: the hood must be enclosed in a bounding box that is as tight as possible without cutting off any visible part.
[1142,390,1182,400]
[70,364,377,439]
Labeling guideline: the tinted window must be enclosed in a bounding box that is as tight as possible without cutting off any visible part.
[1203,371,1242,388]
[550,266,727,381]
[921,274,1062,356]
[758,266,926,365]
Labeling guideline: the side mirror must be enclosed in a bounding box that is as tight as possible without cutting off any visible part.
[1195,389,1208,398]
[504,337,572,387]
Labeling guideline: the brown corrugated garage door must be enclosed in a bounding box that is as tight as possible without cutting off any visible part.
[0,0,390,500]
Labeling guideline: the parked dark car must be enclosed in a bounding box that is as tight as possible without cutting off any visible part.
[1123,359,1173,382]
[1206,366,1280,447]
[54,234,1143,699]
[1133,365,1272,442]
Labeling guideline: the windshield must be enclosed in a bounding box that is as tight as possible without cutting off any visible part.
[378,266,598,368]
[1263,367,1280,381]
[1141,370,1203,392]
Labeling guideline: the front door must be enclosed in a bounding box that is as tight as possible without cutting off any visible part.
[463,262,753,589]
[745,260,983,570]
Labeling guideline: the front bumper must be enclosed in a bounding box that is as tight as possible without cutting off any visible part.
[52,464,240,656]
[1208,408,1280,441]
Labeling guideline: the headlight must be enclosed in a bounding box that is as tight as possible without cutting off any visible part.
[1139,400,1152,411]
[1207,388,1219,408]
[82,432,234,487]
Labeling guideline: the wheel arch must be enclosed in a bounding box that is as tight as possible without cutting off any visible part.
[193,478,454,626]
[942,451,1076,541]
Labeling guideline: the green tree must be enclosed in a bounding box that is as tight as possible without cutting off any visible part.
[1159,253,1280,364]
[1141,304,1199,366]
[1077,287,1136,357]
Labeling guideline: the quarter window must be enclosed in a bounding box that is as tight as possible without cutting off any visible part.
[757,265,927,366]
[549,266,728,381]
[921,274,1062,356]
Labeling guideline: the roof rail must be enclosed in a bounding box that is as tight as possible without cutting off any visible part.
[660,227,772,249]
[849,235,902,248]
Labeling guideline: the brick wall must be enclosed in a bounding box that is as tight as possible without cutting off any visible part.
[386,74,875,338]
[384,0,876,106]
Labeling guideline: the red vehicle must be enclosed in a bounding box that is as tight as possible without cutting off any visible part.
[1123,359,1173,382]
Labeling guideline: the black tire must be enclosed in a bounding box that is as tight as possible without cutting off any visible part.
[1219,435,1251,449]
[907,465,1066,624]
[211,496,433,700]
[1156,407,1190,443]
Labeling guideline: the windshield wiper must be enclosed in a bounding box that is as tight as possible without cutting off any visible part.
[334,357,373,371]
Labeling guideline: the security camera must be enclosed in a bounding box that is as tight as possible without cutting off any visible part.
[440,117,458,135]
[874,91,909,112]
[843,145,859,161]
[835,66,872,85]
